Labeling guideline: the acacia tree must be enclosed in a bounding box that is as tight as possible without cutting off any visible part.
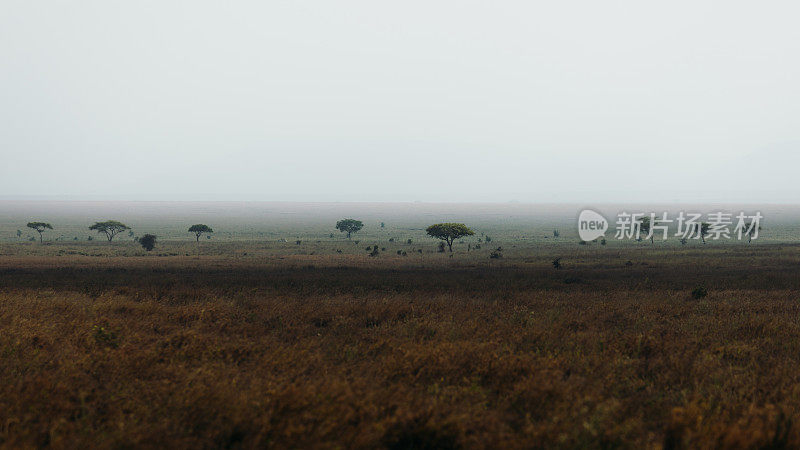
[89,220,130,242]
[336,219,363,239]
[26,222,52,243]
[188,224,213,242]
[426,223,474,252]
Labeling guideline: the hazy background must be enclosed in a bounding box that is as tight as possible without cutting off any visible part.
[1,1,799,203]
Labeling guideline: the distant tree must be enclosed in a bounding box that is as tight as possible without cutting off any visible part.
[380,222,385,228]
[26,222,53,243]
[741,222,761,243]
[188,224,213,242]
[426,223,474,252]
[552,258,562,269]
[16,229,22,239]
[89,220,130,242]
[139,234,156,251]
[553,230,560,238]
[639,216,653,244]
[336,219,363,239]
[692,222,711,244]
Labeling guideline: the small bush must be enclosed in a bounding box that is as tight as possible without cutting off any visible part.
[552,258,562,269]
[490,251,502,259]
[691,286,708,299]
[140,234,157,251]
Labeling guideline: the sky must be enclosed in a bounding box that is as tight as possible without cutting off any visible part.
[1,1,799,203]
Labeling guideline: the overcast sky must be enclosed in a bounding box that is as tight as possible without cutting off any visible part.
[1,1,799,203]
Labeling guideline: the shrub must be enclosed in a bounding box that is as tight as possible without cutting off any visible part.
[407,239,412,244]
[490,251,502,259]
[692,286,708,299]
[140,234,157,251]
[552,258,562,269]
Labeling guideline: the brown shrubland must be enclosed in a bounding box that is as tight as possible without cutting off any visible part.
[2,243,800,448]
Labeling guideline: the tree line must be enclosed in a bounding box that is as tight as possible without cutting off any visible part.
[22,221,215,251]
[21,218,476,253]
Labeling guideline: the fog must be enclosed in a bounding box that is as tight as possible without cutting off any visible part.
[2,1,799,202]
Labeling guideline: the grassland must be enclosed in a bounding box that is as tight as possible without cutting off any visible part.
[2,202,800,448]
[3,238,800,448]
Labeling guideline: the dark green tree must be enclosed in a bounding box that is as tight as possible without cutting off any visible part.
[188,224,214,242]
[140,234,157,251]
[89,220,130,242]
[26,222,53,243]
[426,223,474,252]
[336,219,363,239]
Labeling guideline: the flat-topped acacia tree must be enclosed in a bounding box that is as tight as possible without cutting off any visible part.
[89,220,130,242]
[26,222,52,243]
[336,219,363,239]
[188,224,213,242]
[426,223,474,252]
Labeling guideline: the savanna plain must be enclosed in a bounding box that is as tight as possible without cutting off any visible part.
[2,202,800,449]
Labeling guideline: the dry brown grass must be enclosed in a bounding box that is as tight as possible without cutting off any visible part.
[2,244,800,448]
